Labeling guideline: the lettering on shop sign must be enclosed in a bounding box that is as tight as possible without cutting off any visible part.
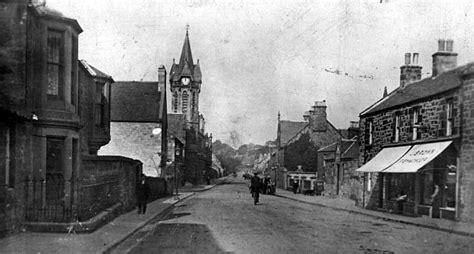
[399,149,436,164]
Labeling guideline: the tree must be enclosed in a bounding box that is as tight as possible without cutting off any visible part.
[284,132,318,172]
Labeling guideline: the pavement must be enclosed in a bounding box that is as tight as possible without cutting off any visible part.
[0,177,228,254]
[275,188,474,238]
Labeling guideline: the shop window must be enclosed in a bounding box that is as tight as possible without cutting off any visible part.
[446,165,456,208]
[47,30,64,100]
[420,170,434,205]
[388,173,415,202]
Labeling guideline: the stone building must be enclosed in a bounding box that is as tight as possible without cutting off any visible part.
[272,101,346,189]
[357,40,474,223]
[318,123,360,200]
[98,66,168,177]
[168,31,212,185]
[0,1,141,237]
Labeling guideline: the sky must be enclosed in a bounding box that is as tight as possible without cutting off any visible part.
[47,0,474,147]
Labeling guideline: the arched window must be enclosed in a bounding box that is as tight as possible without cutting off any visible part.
[182,91,188,114]
[172,92,179,113]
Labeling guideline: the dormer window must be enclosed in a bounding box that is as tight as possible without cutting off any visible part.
[47,30,64,100]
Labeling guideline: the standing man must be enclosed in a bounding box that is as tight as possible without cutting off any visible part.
[293,179,299,194]
[250,173,262,205]
[136,174,151,214]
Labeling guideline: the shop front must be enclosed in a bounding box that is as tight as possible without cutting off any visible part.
[357,140,459,220]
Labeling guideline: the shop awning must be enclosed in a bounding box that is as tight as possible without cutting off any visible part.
[382,141,452,173]
[355,146,411,172]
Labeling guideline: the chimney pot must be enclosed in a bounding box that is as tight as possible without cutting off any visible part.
[438,39,446,51]
[405,53,411,65]
[446,39,454,52]
[413,53,419,65]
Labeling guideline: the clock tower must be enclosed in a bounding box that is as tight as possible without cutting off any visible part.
[170,29,202,129]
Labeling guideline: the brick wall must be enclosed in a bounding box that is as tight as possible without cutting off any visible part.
[99,122,162,177]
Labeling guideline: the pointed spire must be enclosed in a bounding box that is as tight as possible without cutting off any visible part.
[179,26,194,75]
[383,86,388,98]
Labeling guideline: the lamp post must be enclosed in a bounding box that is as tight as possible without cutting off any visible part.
[174,146,180,199]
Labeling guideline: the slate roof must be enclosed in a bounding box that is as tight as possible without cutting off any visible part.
[279,120,308,146]
[79,60,113,81]
[361,62,474,116]
[110,81,162,122]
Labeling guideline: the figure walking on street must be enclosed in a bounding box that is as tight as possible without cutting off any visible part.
[250,173,262,205]
[136,174,151,214]
[293,179,299,194]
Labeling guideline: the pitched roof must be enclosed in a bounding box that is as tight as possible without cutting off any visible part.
[110,81,162,122]
[318,142,337,152]
[361,62,474,116]
[279,120,308,146]
[79,60,113,81]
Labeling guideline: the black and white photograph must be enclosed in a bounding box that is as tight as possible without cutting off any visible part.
[1,0,474,253]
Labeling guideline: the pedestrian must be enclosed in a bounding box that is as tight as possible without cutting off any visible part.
[292,179,299,194]
[206,175,211,185]
[136,174,151,214]
[249,173,262,205]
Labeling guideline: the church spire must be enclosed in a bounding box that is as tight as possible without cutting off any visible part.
[179,26,194,75]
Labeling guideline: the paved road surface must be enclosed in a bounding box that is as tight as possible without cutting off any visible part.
[114,176,474,254]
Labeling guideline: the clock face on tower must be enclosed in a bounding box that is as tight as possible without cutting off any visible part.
[181,77,191,86]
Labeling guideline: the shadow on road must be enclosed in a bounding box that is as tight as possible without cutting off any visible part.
[128,223,233,254]
[163,212,192,220]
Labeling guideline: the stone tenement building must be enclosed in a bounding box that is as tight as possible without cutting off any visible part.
[357,39,474,224]
[0,1,141,237]
[168,31,212,185]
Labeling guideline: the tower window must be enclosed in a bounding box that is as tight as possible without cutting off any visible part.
[173,92,179,113]
[182,91,189,114]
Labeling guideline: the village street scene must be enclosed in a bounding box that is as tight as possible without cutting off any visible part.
[1,0,474,253]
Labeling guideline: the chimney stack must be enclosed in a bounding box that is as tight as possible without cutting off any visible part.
[309,100,327,132]
[348,121,359,139]
[400,52,422,87]
[432,39,457,77]
[303,111,310,122]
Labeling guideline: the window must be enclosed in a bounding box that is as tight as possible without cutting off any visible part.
[394,112,400,142]
[192,92,197,115]
[446,100,454,136]
[71,35,77,106]
[368,120,373,145]
[95,82,105,126]
[172,92,179,113]
[412,107,422,140]
[46,137,65,204]
[182,91,189,114]
[47,30,63,99]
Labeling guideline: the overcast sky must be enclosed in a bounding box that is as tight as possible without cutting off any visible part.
[48,0,474,147]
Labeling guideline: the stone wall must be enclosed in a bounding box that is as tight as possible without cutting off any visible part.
[460,73,474,223]
[99,122,162,177]
[80,156,141,220]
